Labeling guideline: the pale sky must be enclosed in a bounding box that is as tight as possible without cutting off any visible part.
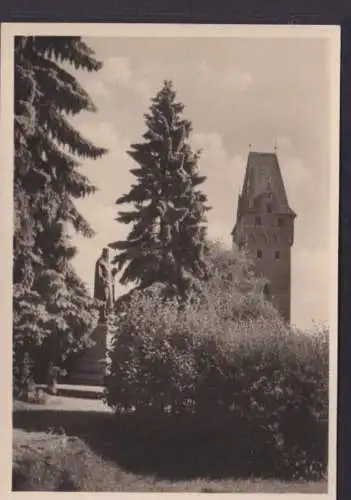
[68,35,332,330]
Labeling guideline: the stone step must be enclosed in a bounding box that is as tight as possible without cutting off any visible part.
[71,370,105,379]
[70,373,105,386]
[76,356,106,363]
[76,360,106,372]
[84,340,106,354]
[36,383,104,400]
[58,385,104,399]
[75,369,105,377]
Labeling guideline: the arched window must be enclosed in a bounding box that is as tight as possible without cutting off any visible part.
[257,249,262,259]
[275,250,280,260]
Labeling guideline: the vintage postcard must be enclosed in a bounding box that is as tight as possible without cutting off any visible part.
[1,23,340,498]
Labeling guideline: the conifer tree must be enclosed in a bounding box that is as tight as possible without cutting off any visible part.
[13,36,106,386]
[112,80,210,299]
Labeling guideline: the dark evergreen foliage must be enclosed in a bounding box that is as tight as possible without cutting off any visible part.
[13,36,106,386]
[113,80,210,299]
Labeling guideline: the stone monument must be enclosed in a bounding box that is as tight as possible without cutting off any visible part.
[70,247,114,386]
[94,247,114,321]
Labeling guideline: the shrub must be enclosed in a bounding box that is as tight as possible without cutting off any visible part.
[13,273,100,389]
[105,244,329,479]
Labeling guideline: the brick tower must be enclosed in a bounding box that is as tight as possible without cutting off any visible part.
[232,151,296,323]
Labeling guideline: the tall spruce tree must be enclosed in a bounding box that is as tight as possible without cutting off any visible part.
[13,36,106,386]
[113,80,210,299]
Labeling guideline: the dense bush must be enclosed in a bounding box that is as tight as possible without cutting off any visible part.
[105,244,329,479]
[13,271,100,390]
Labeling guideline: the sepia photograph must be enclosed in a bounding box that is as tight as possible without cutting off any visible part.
[1,23,339,495]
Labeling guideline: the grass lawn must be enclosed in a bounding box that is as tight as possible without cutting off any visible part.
[13,397,328,493]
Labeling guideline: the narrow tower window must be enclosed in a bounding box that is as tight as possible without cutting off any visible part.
[255,216,261,226]
[257,249,262,259]
[275,250,280,260]
[267,204,272,213]
[263,284,271,299]
[278,217,284,227]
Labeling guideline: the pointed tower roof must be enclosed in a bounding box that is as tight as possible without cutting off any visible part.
[239,151,295,215]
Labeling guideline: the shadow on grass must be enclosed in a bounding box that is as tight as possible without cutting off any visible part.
[13,407,327,481]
